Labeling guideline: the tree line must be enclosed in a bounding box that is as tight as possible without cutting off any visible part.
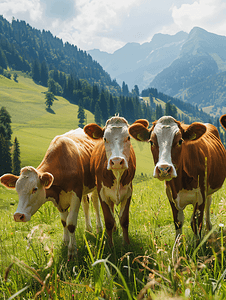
[0,15,121,95]
[0,107,21,176]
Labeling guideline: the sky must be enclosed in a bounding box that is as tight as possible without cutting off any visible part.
[1,0,226,53]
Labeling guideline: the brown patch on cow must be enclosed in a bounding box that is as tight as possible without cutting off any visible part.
[67,224,75,233]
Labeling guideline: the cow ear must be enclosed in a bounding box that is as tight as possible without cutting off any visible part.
[40,172,54,189]
[133,119,149,128]
[220,114,226,130]
[0,174,19,189]
[84,123,104,139]
[183,122,206,141]
[129,123,151,142]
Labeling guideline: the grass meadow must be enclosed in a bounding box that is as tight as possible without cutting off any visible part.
[0,73,226,299]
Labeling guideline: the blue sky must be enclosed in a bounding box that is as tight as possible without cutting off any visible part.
[1,0,226,53]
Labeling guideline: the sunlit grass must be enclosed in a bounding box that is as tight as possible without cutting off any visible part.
[1,179,226,299]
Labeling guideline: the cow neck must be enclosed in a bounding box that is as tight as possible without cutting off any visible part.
[45,185,69,213]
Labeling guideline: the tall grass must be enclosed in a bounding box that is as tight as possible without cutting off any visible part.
[0,178,226,299]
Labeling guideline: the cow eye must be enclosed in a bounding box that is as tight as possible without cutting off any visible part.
[104,137,107,142]
[32,187,38,194]
[127,136,130,141]
[178,139,183,146]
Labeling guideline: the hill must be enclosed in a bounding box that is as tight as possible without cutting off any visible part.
[0,15,121,94]
[0,73,152,176]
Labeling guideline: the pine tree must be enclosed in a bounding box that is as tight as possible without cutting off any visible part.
[0,107,12,141]
[0,49,8,69]
[156,104,163,119]
[12,137,21,175]
[32,58,41,82]
[94,102,102,126]
[45,92,54,109]
[99,90,109,123]
[0,135,12,175]
[77,100,86,128]
[109,94,115,117]
[122,81,129,96]
[41,60,49,86]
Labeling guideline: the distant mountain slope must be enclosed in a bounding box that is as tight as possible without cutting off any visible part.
[149,27,226,113]
[0,16,120,94]
[88,31,188,90]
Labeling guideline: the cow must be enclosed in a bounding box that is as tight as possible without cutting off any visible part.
[220,114,226,130]
[0,128,103,258]
[84,116,136,246]
[128,116,226,240]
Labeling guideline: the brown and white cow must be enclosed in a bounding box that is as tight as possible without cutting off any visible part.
[129,116,226,240]
[84,116,136,245]
[220,114,226,130]
[0,128,103,258]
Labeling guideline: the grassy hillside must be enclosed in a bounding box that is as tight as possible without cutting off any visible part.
[0,73,153,175]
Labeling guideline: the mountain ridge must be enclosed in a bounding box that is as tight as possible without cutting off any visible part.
[88,31,188,90]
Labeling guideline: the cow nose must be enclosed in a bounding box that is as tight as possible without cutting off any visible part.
[14,213,26,222]
[155,165,173,178]
[109,157,126,169]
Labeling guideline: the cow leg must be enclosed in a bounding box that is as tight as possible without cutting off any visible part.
[91,189,103,233]
[66,193,81,259]
[109,201,117,232]
[81,195,92,232]
[191,202,205,240]
[169,201,184,238]
[119,195,131,244]
[205,195,212,231]
[100,200,115,246]
[60,210,69,245]
[166,186,184,238]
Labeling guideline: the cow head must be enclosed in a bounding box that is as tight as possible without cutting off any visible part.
[129,116,206,181]
[220,114,226,131]
[84,116,132,173]
[0,166,54,222]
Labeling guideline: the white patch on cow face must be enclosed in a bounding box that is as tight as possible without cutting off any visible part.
[153,117,179,179]
[104,124,131,172]
[14,169,46,222]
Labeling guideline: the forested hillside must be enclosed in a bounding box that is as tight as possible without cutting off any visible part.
[0,15,120,94]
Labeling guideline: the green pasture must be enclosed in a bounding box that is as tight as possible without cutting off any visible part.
[1,73,226,299]
[0,73,153,173]
[0,178,226,299]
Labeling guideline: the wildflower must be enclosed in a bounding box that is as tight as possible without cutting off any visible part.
[219,223,224,227]
[185,288,191,297]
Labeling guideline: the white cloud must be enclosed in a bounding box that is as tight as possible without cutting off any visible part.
[56,0,141,52]
[0,0,43,22]
[171,0,226,35]
[1,0,226,53]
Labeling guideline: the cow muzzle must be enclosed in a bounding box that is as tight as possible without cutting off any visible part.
[14,213,28,222]
[108,157,128,170]
[153,164,177,181]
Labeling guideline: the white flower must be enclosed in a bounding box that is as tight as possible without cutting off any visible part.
[185,288,191,298]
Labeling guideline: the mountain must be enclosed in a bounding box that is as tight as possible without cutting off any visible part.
[88,31,188,90]
[0,16,120,94]
[149,27,226,114]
